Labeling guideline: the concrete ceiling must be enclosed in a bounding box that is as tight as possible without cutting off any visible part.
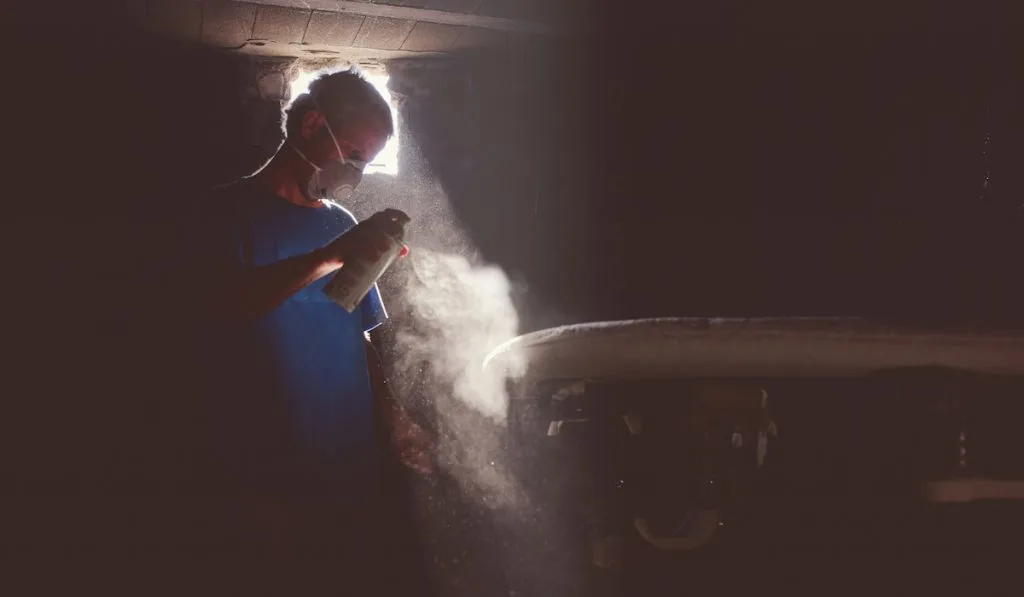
[127,0,572,62]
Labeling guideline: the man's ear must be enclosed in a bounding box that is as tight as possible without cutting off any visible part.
[300,109,326,141]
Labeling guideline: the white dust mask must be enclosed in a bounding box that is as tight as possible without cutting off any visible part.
[289,101,368,202]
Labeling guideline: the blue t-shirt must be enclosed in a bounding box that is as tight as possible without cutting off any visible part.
[184,179,387,495]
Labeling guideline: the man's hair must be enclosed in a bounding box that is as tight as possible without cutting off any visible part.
[284,68,394,141]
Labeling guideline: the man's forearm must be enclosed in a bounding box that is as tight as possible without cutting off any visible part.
[366,334,435,475]
[366,335,415,435]
[365,335,399,414]
[207,248,339,321]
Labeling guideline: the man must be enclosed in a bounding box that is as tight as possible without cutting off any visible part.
[181,68,431,554]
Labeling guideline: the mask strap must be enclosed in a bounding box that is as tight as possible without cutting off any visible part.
[312,98,347,165]
[287,98,345,170]
[288,142,321,171]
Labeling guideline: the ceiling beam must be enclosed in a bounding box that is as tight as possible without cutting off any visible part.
[235,40,446,61]
[239,0,562,35]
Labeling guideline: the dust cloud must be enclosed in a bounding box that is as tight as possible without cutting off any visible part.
[355,130,529,509]
[393,247,528,508]
[357,83,573,597]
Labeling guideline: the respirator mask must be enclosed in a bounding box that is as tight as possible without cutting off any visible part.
[289,100,369,202]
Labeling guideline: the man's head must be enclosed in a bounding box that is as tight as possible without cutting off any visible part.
[283,68,393,201]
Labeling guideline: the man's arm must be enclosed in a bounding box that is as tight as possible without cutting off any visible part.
[365,330,400,419]
[206,248,340,321]
[202,211,404,322]
[365,331,434,475]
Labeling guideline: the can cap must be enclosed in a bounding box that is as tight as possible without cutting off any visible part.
[373,208,411,227]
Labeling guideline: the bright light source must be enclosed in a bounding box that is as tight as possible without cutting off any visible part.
[288,70,319,104]
[288,70,400,176]
[364,75,400,176]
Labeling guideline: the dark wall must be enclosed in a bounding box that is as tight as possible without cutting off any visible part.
[4,7,296,574]
[589,16,1022,324]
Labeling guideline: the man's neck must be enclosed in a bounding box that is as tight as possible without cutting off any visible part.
[251,146,324,209]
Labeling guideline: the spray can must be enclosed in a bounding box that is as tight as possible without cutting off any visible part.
[323,210,411,312]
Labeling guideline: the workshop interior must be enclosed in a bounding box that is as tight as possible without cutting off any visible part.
[5,2,1023,596]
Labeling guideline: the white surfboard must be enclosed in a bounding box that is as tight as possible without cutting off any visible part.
[487,318,1024,512]
[484,318,1024,384]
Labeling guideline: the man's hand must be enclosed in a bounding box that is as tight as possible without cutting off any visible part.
[319,209,410,269]
[390,410,435,477]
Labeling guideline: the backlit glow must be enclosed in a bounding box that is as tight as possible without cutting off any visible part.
[288,70,399,176]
